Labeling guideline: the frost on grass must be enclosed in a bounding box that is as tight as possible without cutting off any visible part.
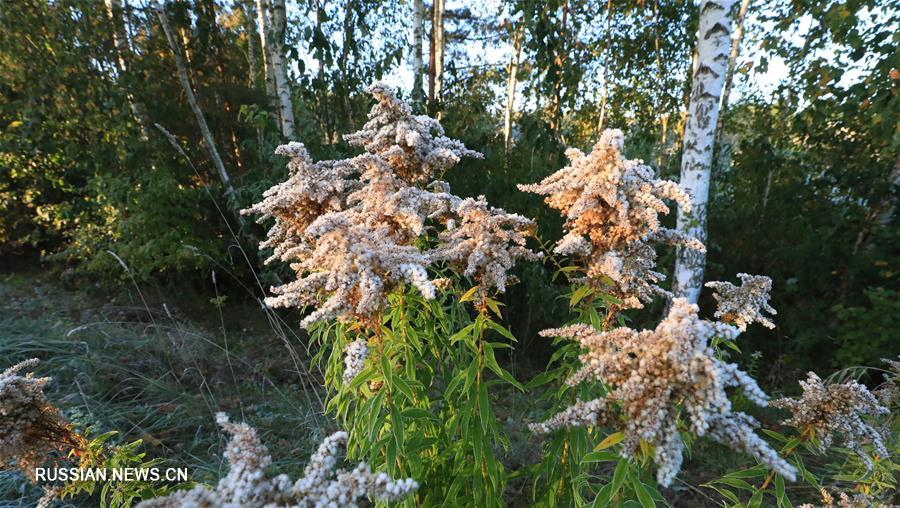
[518,129,703,308]
[245,82,538,328]
[771,372,889,469]
[529,299,796,487]
[705,273,777,331]
[0,359,80,481]
[138,413,417,508]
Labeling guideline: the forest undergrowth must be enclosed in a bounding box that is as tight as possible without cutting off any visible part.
[2,259,893,507]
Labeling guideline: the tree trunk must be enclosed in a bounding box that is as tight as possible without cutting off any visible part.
[243,0,260,88]
[429,0,445,111]
[503,23,524,157]
[672,0,736,303]
[715,0,751,141]
[652,0,668,167]
[550,0,568,134]
[255,0,279,120]
[596,0,612,134]
[339,0,355,130]
[411,0,424,109]
[267,0,296,140]
[105,0,150,139]
[154,3,234,195]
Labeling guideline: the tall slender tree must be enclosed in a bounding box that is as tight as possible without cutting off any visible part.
[672,0,736,303]
[428,0,445,110]
[154,2,234,195]
[411,0,425,109]
[266,0,296,139]
[503,22,524,157]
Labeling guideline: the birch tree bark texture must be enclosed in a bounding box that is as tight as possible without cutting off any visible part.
[672,0,736,303]
[267,0,297,140]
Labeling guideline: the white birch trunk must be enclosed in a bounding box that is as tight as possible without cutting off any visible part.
[672,0,736,303]
[596,0,612,133]
[243,0,260,88]
[267,0,296,140]
[503,24,523,155]
[255,0,279,119]
[154,3,234,195]
[411,0,424,108]
[433,0,445,104]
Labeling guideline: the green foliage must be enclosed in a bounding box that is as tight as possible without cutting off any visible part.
[59,430,179,508]
[312,283,522,507]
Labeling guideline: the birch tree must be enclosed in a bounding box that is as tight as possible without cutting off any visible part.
[503,23,524,156]
[428,0,445,109]
[672,0,736,303]
[266,0,296,140]
[154,3,234,195]
[256,0,276,102]
[242,0,260,88]
[411,0,424,109]
[595,0,612,133]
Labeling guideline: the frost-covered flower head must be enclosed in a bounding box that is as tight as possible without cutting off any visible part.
[343,339,369,384]
[874,357,899,407]
[138,413,417,508]
[798,488,881,508]
[241,143,359,264]
[529,299,796,487]
[245,84,483,328]
[344,82,482,185]
[518,129,703,308]
[265,215,436,328]
[771,372,889,469]
[0,359,80,481]
[432,196,542,292]
[705,273,777,331]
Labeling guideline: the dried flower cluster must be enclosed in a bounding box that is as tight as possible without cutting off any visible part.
[518,129,703,308]
[343,339,369,383]
[530,299,796,486]
[874,357,899,407]
[771,372,889,469]
[246,82,538,327]
[139,413,417,508]
[432,196,542,292]
[242,143,359,265]
[1,359,80,481]
[799,488,883,508]
[705,273,777,331]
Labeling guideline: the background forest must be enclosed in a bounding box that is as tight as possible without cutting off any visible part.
[0,0,898,506]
